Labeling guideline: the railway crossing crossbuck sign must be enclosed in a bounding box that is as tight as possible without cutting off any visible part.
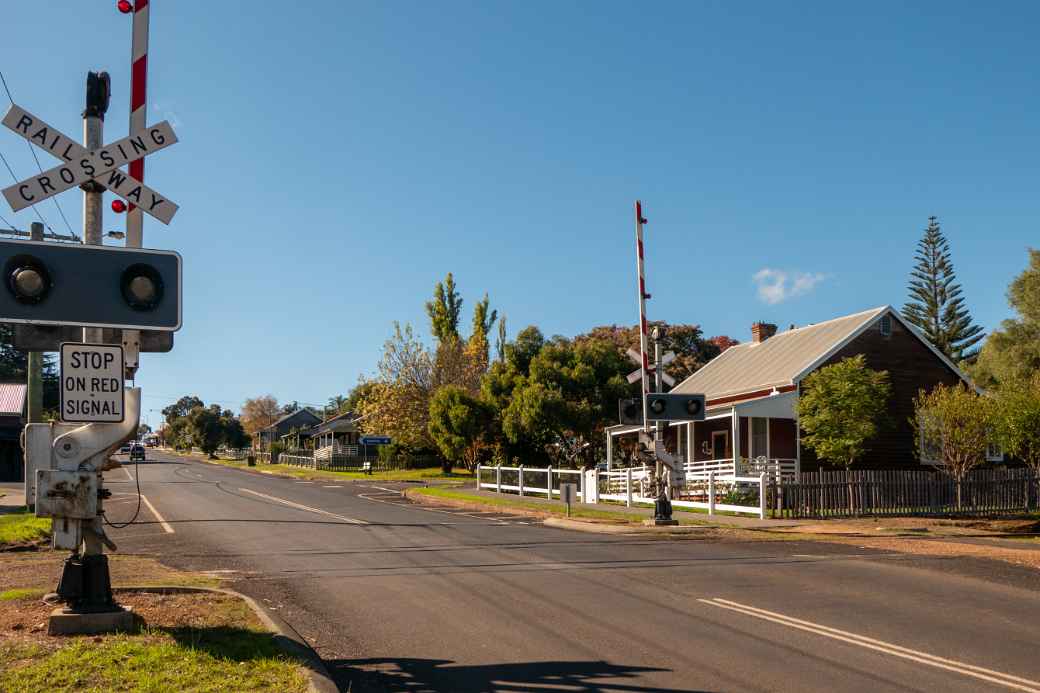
[1,104,179,224]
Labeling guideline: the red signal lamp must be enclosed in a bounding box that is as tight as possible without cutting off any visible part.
[111,200,127,213]
[117,0,134,13]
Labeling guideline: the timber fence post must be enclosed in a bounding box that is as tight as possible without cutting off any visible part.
[708,472,716,516]
[626,467,633,507]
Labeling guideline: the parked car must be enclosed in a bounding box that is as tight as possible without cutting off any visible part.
[130,444,145,461]
[119,442,132,454]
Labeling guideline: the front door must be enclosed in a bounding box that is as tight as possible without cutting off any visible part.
[711,431,729,460]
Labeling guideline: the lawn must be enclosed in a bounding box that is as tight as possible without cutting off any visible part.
[0,552,307,692]
[408,486,709,525]
[196,455,471,482]
[0,591,308,693]
[0,511,51,548]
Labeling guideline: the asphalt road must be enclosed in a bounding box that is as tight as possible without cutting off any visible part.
[102,451,1040,692]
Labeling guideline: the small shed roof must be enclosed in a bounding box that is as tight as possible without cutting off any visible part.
[0,383,27,416]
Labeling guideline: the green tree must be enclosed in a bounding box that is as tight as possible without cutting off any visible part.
[914,383,995,507]
[575,322,723,383]
[188,405,225,457]
[902,216,985,362]
[992,373,1040,474]
[162,395,204,426]
[970,249,1040,387]
[467,292,498,368]
[0,324,59,411]
[502,337,631,467]
[425,272,463,344]
[796,355,891,469]
[495,314,507,363]
[428,385,493,473]
[220,409,250,449]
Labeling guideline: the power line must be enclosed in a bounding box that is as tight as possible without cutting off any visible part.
[0,69,75,236]
[0,146,54,233]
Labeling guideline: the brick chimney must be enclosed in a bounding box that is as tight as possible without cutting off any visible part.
[751,322,778,344]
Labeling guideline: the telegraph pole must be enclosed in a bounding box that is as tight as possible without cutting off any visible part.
[26,222,44,424]
[81,71,108,346]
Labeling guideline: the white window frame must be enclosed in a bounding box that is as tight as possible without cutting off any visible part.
[986,441,1004,462]
[879,314,892,337]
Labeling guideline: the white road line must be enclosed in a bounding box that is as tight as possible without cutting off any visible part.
[699,597,1040,692]
[239,488,368,525]
[140,495,174,534]
[323,485,343,488]
[123,466,134,482]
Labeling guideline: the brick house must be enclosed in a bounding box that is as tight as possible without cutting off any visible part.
[607,305,995,477]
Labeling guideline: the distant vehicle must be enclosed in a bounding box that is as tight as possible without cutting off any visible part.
[130,444,145,461]
[119,442,132,454]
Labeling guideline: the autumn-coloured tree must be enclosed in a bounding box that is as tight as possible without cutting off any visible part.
[240,395,281,436]
[574,322,722,384]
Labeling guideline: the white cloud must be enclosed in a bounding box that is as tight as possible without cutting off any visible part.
[151,101,182,129]
[752,268,826,305]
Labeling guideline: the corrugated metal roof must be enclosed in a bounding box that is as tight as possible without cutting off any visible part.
[672,306,888,401]
[0,383,27,416]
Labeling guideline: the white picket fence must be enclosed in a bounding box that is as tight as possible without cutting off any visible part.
[475,464,768,518]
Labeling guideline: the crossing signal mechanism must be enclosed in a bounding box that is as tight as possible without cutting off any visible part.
[0,239,181,331]
[618,398,643,426]
[643,393,706,422]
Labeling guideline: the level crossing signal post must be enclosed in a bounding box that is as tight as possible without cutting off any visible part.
[624,203,706,525]
[0,3,182,633]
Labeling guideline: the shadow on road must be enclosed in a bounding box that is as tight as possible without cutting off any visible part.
[327,657,704,692]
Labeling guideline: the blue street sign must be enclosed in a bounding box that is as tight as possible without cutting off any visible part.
[360,436,391,445]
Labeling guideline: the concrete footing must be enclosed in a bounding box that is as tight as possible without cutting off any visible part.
[643,518,679,526]
[48,606,135,636]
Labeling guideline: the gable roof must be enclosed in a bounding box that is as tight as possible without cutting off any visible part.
[672,305,973,402]
[260,407,321,432]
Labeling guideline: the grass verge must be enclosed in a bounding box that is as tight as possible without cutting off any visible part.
[193,454,470,482]
[408,486,708,525]
[0,512,51,548]
[0,553,308,692]
[0,592,308,693]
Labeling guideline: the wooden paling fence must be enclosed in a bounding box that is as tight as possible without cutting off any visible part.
[768,468,1040,518]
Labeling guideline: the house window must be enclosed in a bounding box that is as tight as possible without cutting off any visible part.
[986,441,1004,462]
[879,315,892,337]
[751,417,768,460]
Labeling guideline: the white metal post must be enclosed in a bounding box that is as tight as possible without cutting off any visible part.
[496,466,501,493]
[518,465,524,496]
[476,464,481,490]
[634,200,651,433]
[579,470,585,503]
[546,466,552,499]
[626,467,633,507]
[708,471,716,516]
[759,471,767,520]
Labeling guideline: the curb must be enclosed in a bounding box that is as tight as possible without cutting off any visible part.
[542,516,710,534]
[115,585,337,693]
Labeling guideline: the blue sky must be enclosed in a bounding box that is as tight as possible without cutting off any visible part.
[2,2,1037,427]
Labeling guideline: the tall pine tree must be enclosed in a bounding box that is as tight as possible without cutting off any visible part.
[902,217,984,362]
[425,272,463,344]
